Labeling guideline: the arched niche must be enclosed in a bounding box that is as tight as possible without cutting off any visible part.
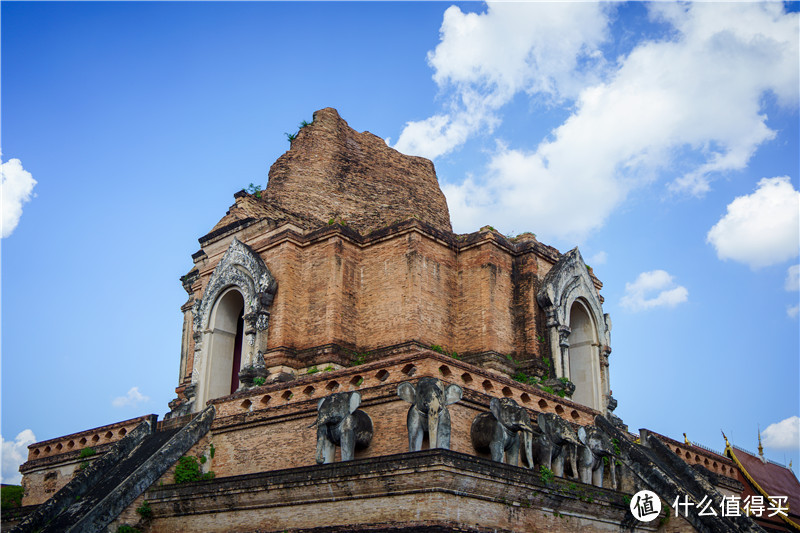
[205,288,245,400]
[536,247,611,413]
[190,238,276,409]
[567,299,601,409]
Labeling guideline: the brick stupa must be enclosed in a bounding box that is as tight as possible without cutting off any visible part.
[9,109,758,533]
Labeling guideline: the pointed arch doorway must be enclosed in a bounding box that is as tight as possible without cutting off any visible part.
[568,299,600,410]
[205,288,245,400]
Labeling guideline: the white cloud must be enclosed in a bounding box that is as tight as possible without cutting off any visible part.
[620,270,688,312]
[762,416,800,450]
[112,386,150,408]
[1,158,37,238]
[587,251,607,266]
[707,177,800,269]
[2,429,36,485]
[785,265,800,291]
[416,3,798,240]
[787,304,799,319]
[395,2,610,160]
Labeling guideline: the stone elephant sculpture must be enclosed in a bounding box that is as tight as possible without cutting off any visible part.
[577,425,618,489]
[398,377,462,450]
[534,412,580,479]
[313,391,373,464]
[470,398,535,468]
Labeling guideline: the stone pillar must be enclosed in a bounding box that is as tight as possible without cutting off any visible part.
[557,325,571,379]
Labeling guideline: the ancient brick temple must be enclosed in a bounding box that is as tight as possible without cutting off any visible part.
[11,108,783,533]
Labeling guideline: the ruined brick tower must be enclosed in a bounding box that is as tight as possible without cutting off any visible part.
[13,108,760,533]
[169,106,612,418]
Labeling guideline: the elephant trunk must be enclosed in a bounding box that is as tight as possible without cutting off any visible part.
[428,395,442,447]
[520,427,534,469]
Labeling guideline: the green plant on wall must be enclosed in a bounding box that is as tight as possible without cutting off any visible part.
[430,344,459,359]
[174,456,201,484]
[174,455,216,484]
[79,447,97,459]
[539,465,554,485]
[285,119,311,144]
[245,183,263,198]
[136,500,153,519]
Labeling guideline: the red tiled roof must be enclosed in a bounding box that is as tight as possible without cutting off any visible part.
[731,445,800,525]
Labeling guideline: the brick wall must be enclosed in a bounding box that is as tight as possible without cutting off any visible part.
[186,221,561,382]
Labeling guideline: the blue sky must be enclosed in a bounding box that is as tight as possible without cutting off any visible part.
[2,2,798,484]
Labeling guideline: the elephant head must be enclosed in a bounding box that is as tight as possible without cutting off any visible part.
[398,377,462,450]
[535,412,581,479]
[470,398,535,468]
[577,425,618,489]
[314,391,373,464]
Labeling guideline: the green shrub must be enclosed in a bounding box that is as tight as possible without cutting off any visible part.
[79,447,97,459]
[539,466,554,485]
[136,500,152,519]
[430,344,459,359]
[1,485,23,510]
[253,377,265,386]
[245,183,262,198]
[174,456,201,484]
[118,525,141,533]
[174,456,216,484]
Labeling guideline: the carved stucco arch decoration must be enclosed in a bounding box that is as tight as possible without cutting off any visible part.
[536,247,612,411]
[190,238,277,399]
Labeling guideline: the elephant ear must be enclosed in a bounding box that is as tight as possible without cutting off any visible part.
[489,398,502,422]
[443,384,463,406]
[348,392,361,413]
[397,382,416,404]
[578,426,588,446]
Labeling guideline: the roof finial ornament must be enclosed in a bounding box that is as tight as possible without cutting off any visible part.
[758,426,766,463]
[683,432,691,446]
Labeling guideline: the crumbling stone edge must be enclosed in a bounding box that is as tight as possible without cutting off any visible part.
[13,415,158,532]
[71,405,216,533]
